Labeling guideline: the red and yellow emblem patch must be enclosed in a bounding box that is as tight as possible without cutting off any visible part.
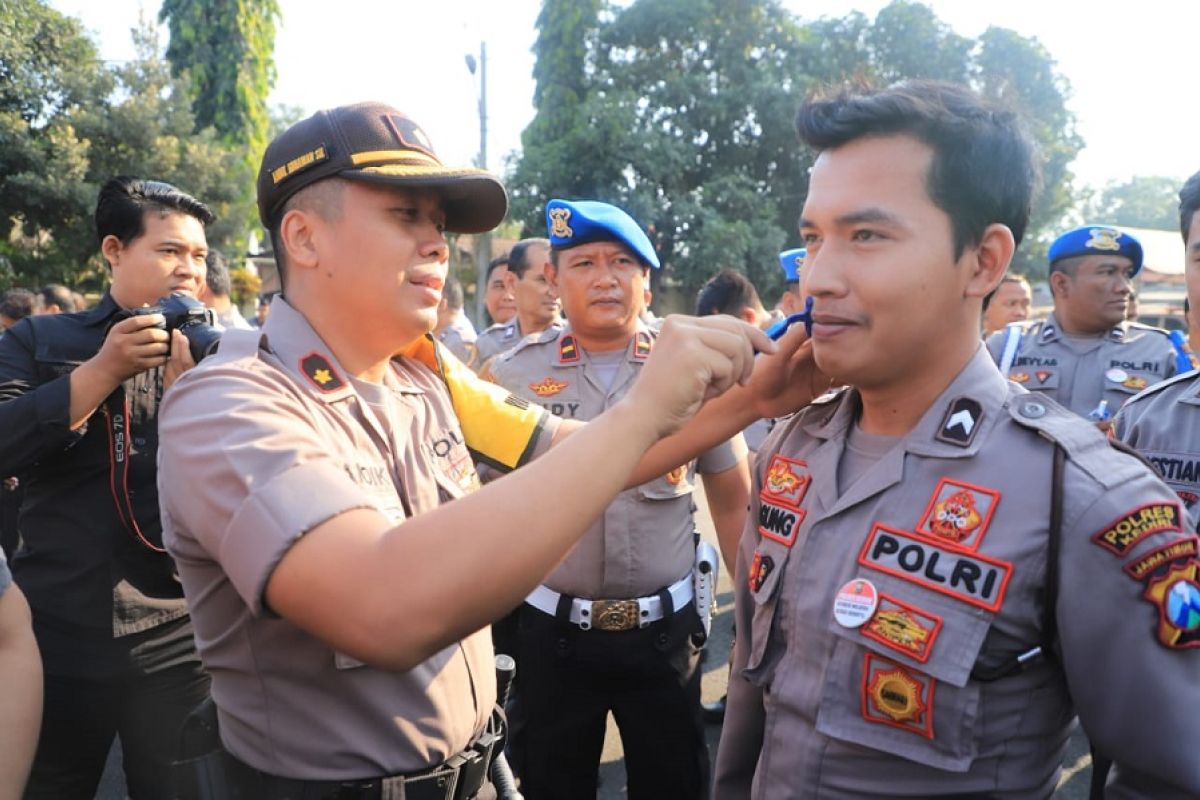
[1035,370,1053,384]
[634,330,653,360]
[761,454,810,510]
[529,377,569,397]
[558,334,580,363]
[1092,503,1181,556]
[916,479,1000,551]
[861,594,942,663]
[1010,372,1030,384]
[861,653,935,738]
[748,551,774,593]
[1123,375,1148,391]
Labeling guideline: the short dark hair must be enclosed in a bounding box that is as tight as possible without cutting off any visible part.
[205,249,232,297]
[695,269,761,317]
[1180,170,1200,245]
[795,80,1039,256]
[95,176,214,250]
[508,238,550,279]
[486,255,510,282]
[38,284,75,312]
[1,288,38,321]
[981,273,1029,311]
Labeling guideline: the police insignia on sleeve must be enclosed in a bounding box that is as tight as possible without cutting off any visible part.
[1124,538,1200,582]
[300,352,346,392]
[861,594,943,663]
[1091,503,1181,556]
[916,479,1000,550]
[861,653,935,738]
[529,377,569,397]
[1141,559,1200,649]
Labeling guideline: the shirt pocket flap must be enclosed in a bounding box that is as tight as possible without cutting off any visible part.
[743,538,792,676]
[1009,367,1058,390]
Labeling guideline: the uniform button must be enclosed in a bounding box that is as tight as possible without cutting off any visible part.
[1019,400,1046,419]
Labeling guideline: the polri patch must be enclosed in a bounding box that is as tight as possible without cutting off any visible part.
[1141,559,1200,649]
[936,397,982,448]
[861,593,943,663]
[915,478,1000,551]
[1124,538,1200,582]
[300,352,346,393]
[757,498,805,547]
[760,454,811,510]
[861,653,935,738]
[558,334,580,363]
[1092,503,1181,556]
[858,523,1013,612]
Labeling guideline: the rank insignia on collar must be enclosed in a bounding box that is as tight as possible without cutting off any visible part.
[1141,558,1200,649]
[916,478,1000,551]
[1010,372,1030,384]
[861,594,943,663]
[1040,323,1056,342]
[634,330,652,360]
[1109,326,1126,342]
[558,334,580,363]
[861,653,934,738]
[936,397,982,448]
[300,352,345,393]
[549,207,574,239]
[529,377,569,397]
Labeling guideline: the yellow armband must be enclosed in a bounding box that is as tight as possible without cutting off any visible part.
[396,335,548,471]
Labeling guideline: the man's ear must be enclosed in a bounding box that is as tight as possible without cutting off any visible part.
[100,234,124,270]
[738,306,758,325]
[502,270,518,293]
[1048,269,1070,300]
[278,208,321,272]
[544,261,559,291]
[964,223,1016,299]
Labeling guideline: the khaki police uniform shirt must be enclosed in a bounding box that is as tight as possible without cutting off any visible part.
[714,347,1200,799]
[439,324,476,367]
[472,318,563,372]
[158,299,558,780]
[985,313,1177,418]
[489,322,747,599]
[1117,369,1200,527]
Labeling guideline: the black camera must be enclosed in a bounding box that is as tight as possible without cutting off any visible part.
[130,293,222,363]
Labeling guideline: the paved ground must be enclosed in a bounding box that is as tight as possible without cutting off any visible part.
[98,483,1092,799]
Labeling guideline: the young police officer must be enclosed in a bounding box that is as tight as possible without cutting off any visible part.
[0,177,212,798]
[489,200,751,798]
[714,82,1199,798]
[156,102,815,799]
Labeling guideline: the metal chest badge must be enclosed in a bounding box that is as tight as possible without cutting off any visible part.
[529,377,569,397]
[833,578,878,628]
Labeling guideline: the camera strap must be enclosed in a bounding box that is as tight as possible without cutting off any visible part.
[102,386,166,553]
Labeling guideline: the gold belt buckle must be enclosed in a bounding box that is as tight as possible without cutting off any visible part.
[590,599,640,631]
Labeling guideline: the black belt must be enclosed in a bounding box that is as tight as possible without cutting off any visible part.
[217,720,501,800]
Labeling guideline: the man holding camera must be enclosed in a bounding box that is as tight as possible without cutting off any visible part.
[0,176,214,798]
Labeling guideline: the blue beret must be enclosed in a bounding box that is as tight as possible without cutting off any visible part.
[779,248,806,282]
[1048,225,1143,276]
[545,199,659,269]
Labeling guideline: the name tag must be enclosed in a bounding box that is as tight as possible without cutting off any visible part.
[858,524,1013,612]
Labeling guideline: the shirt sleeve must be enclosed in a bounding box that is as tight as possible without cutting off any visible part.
[696,431,749,475]
[1054,457,1200,794]
[0,318,81,475]
[397,334,559,472]
[158,363,378,616]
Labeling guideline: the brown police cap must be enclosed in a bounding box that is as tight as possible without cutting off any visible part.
[256,101,507,233]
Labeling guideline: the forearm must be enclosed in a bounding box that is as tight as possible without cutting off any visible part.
[67,360,123,430]
[631,385,759,486]
[0,589,42,799]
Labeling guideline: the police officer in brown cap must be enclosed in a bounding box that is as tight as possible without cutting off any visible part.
[157,101,818,800]
[715,81,1200,799]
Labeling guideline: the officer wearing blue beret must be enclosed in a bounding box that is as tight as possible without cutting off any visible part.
[986,224,1177,424]
[490,198,750,799]
[775,247,806,317]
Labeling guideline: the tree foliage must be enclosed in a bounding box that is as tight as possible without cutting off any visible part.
[0,3,253,292]
[1082,176,1183,232]
[508,0,1084,298]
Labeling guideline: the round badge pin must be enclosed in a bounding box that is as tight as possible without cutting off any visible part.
[833,578,879,628]
[1105,367,1128,384]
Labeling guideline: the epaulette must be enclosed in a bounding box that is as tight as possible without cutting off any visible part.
[1127,321,1174,339]
[492,325,563,366]
[1120,367,1200,408]
[1005,392,1146,490]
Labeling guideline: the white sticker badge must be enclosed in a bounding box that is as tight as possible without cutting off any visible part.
[833,578,879,628]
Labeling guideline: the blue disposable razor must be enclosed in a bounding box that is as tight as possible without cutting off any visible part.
[765,296,814,340]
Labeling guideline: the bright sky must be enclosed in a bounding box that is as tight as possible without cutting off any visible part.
[50,0,1198,191]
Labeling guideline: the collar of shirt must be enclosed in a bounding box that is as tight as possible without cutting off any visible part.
[801,345,1009,461]
[553,319,655,369]
[1039,312,1127,345]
